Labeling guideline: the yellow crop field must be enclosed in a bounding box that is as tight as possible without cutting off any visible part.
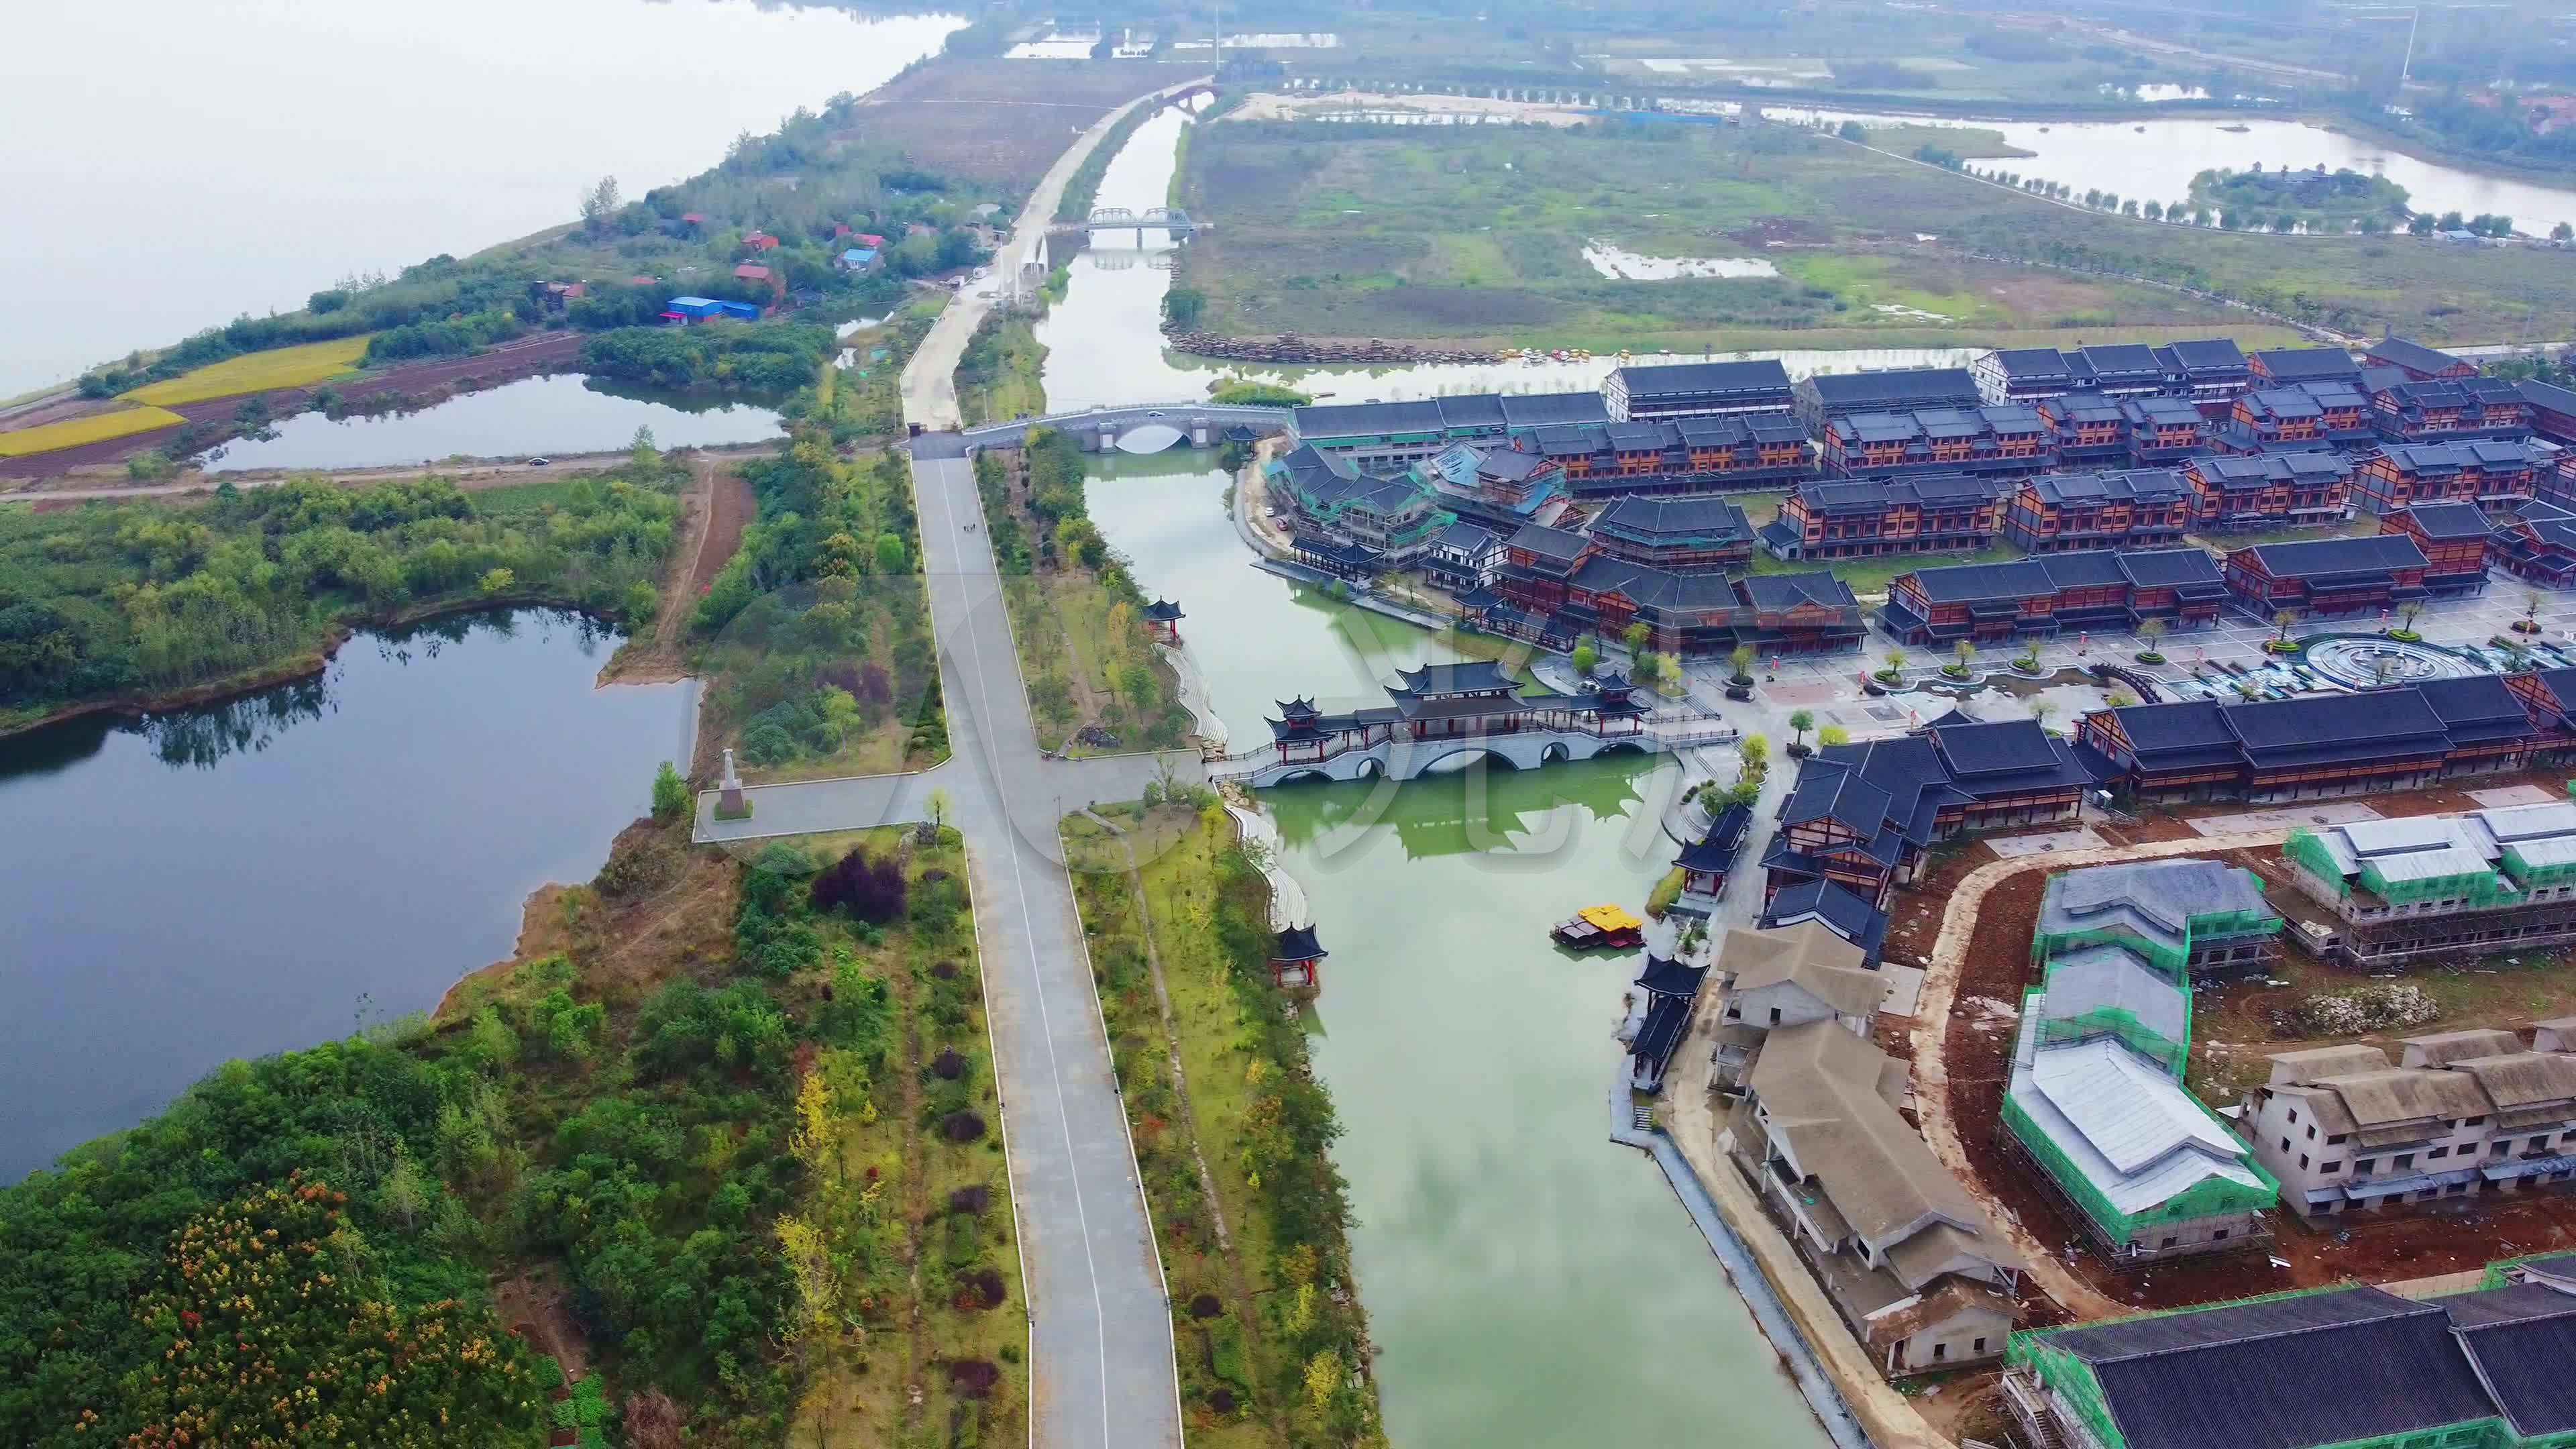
[0,405,190,458]
[123,335,371,405]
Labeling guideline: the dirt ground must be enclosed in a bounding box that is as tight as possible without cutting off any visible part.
[853,59,1202,186]
[493,1267,592,1384]
[1909,826,2576,1316]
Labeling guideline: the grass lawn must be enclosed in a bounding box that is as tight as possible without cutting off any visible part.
[1175,117,2576,349]
[956,315,1047,428]
[122,335,371,405]
[0,404,186,456]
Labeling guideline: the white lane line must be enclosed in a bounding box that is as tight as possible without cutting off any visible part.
[920,459,1114,1449]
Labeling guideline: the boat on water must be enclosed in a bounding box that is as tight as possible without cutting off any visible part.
[1552,903,1644,950]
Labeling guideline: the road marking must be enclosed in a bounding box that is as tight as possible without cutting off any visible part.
[920,460,1116,1449]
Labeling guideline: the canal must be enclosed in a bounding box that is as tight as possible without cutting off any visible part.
[0,609,694,1181]
[1085,453,1827,1448]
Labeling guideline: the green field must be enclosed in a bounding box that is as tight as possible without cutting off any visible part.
[1173,117,2576,350]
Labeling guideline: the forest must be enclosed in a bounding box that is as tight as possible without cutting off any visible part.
[0,458,682,727]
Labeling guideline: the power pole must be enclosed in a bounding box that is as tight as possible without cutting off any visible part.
[2400,5,2420,87]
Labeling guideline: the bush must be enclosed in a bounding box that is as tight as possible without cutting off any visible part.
[811,847,908,922]
[650,760,690,820]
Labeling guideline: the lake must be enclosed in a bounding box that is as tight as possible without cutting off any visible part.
[1,0,961,396]
[1082,455,1829,1448]
[207,374,784,472]
[1772,106,2576,234]
[0,609,696,1181]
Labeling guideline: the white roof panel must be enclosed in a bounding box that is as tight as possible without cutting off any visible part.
[2013,1040,2265,1216]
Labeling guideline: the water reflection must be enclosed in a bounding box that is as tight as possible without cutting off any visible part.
[1265,753,1660,861]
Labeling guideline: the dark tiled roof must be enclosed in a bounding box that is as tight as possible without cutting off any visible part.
[1499,391,1611,429]
[1611,358,1792,400]
[2397,500,2497,541]
[2369,336,2467,376]
[2223,688,2452,767]
[1990,347,2077,381]
[2165,337,2249,372]
[2411,674,2534,743]
[1392,660,1521,696]
[1739,571,1860,611]
[2078,342,2163,378]
[2239,533,2428,579]
[1633,954,1711,998]
[2116,547,2225,589]
[1431,520,1501,552]
[1631,994,1692,1069]
[1801,366,1982,409]
[1567,554,1742,612]
[1760,879,1889,961]
[1929,718,2065,778]
[1274,925,1326,961]
[1291,398,1450,439]
[2045,1287,2499,1449]
[2121,396,2208,426]
[1590,494,1756,543]
[2251,347,2362,382]
[2456,1303,2576,1436]
[1434,393,1506,430]
[1781,759,1895,836]
[1903,557,2060,604]
[1509,521,1590,562]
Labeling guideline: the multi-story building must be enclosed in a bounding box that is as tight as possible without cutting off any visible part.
[1758,878,1890,965]
[1520,414,1815,495]
[2353,438,2552,517]
[2214,384,2376,453]
[2282,804,2576,969]
[2369,374,2534,443]
[1603,358,1794,421]
[1409,440,1573,533]
[2520,378,2576,446]
[2243,1030,2576,1222]
[2035,392,2132,467]
[1882,546,2227,645]
[1974,345,2088,405]
[1763,716,2092,909]
[2247,345,2363,389]
[1728,1018,2024,1375]
[1969,338,2252,415]
[1417,521,1503,594]
[2121,395,2211,464]
[1708,922,1881,1092]
[2365,335,2480,382]
[1792,366,1985,431]
[2182,452,2353,530]
[2223,533,2434,619]
[2031,857,2284,981]
[2075,676,2549,804]
[2491,499,2576,586]
[1266,442,1454,569]
[2000,469,2194,552]
[1481,521,1862,656]
[2003,943,2277,1263]
[1818,405,2053,480]
[2381,500,2496,596]
[1759,474,2014,560]
[1287,390,1609,472]
[1585,494,1758,572]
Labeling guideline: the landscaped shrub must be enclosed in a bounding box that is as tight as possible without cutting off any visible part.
[811,847,908,922]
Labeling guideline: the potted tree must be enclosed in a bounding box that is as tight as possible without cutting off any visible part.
[2389,600,2426,643]
[2134,616,2167,665]
[1942,639,1976,680]
[1785,708,1815,759]
[2265,608,2302,655]
[1725,643,1756,700]
[1872,648,1905,688]
[2514,589,2546,636]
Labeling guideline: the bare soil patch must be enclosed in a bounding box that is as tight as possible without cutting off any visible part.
[494,1268,592,1383]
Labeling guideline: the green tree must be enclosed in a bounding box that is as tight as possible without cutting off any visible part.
[1787,708,1815,747]
[651,760,690,820]
[1729,643,1756,683]
[1817,723,1851,747]
[1623,621,1651,655]
[875,532,908,574]
[1570,640,1599,676]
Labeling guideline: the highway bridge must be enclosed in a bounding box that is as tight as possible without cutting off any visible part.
[1044,206,1211,243]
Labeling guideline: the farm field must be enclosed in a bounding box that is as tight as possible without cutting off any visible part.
[0,404,185,457]
[122,334,371,405]
[1173,117,2576,349]
[851,59,1201,189]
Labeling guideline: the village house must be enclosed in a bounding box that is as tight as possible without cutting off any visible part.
[2222,533,2435,619]
[1602,358,1794,421]
[1880,547,2227,645]
[2075,678,2550,805]
[2035,392,2132,468]
[2247,345,2364,390]
[1415,521,1503,595]
[1817,405,2054,480]
[2212,382,2376,454]
[2120,395,2212,465]
[1668,802,1753,920]
[1762,715,2092,911]
[2283,804,2576,969]
[2491,499,2576,586]
[2004,1278,2576,1449]
[1758,474,2014,561]
[1265,442,1452,572]
[1970,338,2253,415]
[2353,439,2552,517]
[1585,494,1758,572]
[1759,878,1890,965]
[1409,440,1574,534]
[1479,521,1863,657]
[2182,451,2354,531]
[2368,374,2533,443]
[1708,922,1880,1091]
[2002,943,2277,1263]
[2365,336,2479,382]
[2381,500,2497,596]
[2243,1031,2576,1222]
[1727,1016,2024,1375]
[1792,366,1986,432]
[2000,468,2194,552]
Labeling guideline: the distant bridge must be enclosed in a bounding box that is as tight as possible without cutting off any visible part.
[1046,206,1210,242]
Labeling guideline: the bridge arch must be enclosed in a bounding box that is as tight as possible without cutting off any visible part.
[1540,741,1570,765]
[1593,740,1648,757]
[1411,743,1524,776]
[1275,767,1334,786]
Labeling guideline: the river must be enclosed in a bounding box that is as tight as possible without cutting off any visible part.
[0,610,694,1181]
[1,1,963,396]
[1771,105,2576,234]
[206,374,784,473]
[1084,454,1829,1448]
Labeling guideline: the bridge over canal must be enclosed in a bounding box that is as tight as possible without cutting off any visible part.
[1046,205,1211,244]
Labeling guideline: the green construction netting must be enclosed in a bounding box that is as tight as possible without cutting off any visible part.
[2359,859,2522,908]
[2035,1004,2189,1078]
[2033,924,2194,980]
[2286,828,2350,896]
[2002,1092,2276,1248]
[2503,845,2576,892]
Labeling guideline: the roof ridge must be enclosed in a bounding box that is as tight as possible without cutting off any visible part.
[2090,1288,2436,1364]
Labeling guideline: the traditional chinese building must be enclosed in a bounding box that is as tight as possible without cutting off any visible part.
[2120,395,2210,465]
[1603,358,1794,421]
[2214,384,2375,453]
[1267,442,1453,568]
[2521,379,2576,447]
[1142,598,1184,642]
[1410,439,1574,533]
[2247,346,2363,389]
[1792,366,1985,431]
[1511,414,1817,494]
[2074,679,2549,804]
[2352,439,2551,517]
[2491,499,2576,587]
[2000,468,2193,552]
[1882,547,2226,645]
[2222,533,2432,618]
[1483,522,1863,655]
[1287,390,1609,472]
[2369,374,2533,443]
[1818,405,2053,479]
[2381,500,2496,596]
[2182,452,2353,531]
[1670,802,1754,918]
[1271,924,1326,991]
[1760,474,2014,560]
[1970,338,2253,415]
[2035,392,2131,467]
[2365,336,2479,382]
[1586,494,1758,572]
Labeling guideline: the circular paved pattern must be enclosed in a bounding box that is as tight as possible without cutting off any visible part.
[2302,634,2485,689]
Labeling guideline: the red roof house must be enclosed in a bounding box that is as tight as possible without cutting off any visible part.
[733,264,773,283]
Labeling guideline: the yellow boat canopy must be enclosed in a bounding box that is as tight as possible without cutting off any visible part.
[1577,904,1642,932]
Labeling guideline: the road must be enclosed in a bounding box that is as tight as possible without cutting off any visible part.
[902,77,1210,431]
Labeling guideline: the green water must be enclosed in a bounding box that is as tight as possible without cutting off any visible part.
[1087,456,1827,1448]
